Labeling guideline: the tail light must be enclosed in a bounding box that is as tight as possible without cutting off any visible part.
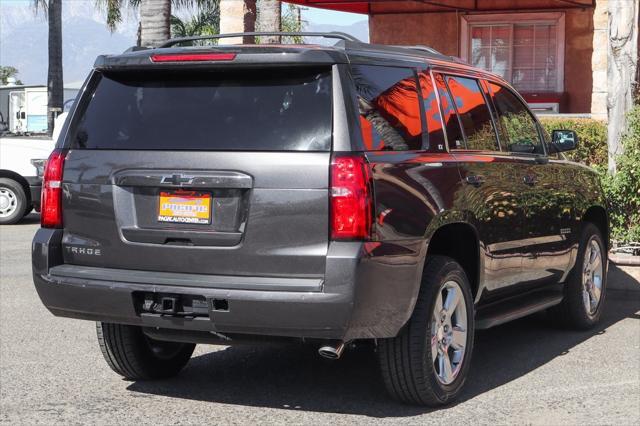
[330,155,373,240]
[41,149,67,228]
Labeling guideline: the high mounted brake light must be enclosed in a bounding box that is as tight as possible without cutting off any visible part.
[330,155,373,240]
[150,53,237,63]
[41,149,67,228]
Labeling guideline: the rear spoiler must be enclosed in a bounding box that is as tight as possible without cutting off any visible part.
[94,31,355,71]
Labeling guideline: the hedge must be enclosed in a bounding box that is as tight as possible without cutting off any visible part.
[539,110,640,243]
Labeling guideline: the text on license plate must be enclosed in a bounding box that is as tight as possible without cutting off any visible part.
[158,191,211,225]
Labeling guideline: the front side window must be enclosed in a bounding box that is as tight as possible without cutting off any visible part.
[445,75,499,152]
[351,65,423,151]
[467,18,561,92]
[489,82,544,155]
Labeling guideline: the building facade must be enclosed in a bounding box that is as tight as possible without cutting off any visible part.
[289,0,637,119]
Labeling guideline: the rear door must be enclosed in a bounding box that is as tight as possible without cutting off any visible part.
[60,67,334,278]
[436,72,529,294]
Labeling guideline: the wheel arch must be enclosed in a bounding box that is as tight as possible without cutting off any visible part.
[0,169,32,206]
[424,220,481,300]
[581,205,609,250]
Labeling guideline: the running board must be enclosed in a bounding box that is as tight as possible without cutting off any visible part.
[475,289,564,330]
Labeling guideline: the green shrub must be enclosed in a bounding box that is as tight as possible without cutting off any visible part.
[539,117,608,167]
[600,106,640,243]
[540,113,639,243]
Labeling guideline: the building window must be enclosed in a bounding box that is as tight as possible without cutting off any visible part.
[461,13,565,93]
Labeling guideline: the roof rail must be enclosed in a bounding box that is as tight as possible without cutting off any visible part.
[393,45,443,56]
[158,32,361,48]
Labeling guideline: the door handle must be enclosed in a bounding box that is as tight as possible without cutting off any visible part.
[523,174,538,185]
[465,175,485,186]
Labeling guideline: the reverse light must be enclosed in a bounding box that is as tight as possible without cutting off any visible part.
[330,155,373,240]
[41,149,67,228]
[150,53,237,62]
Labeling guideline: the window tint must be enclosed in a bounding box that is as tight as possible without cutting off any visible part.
[489,82,543,155]
[352,65,423,151]
[72,69,332,151]
[433,74,464,150]
[445,75,499,151]
[418,71,446,151]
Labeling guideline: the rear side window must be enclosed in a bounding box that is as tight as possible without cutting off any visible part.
[433,74,464,150]
[71,69,332,151]
[445,75,499,152]
[351,65,423,151]
[418,71,447,152]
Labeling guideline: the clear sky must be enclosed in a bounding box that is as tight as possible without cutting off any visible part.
[302,6,366,26]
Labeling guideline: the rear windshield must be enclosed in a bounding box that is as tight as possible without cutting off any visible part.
[71,69,332,151]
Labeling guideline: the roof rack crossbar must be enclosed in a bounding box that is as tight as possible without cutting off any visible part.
[158,32,361,48]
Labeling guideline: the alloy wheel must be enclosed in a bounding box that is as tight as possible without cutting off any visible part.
[430,280,468,385]
[582,237,603,316]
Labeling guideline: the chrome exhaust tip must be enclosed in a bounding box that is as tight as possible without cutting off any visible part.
[318,341,345,360]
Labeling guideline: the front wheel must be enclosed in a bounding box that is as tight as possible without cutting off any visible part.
[378,255,475,406]
[549,223,607,329]
[96,322,195,380]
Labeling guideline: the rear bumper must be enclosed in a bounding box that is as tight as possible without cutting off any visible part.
[25,176,41,211]
[32,229,426,341]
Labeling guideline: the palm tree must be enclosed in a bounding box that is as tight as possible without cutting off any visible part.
[99,0,220,45]
[170,6,219,39]
[33,0,63,136]
[220,0,255,44]
[257,0,280,43]
[139,0,171,46]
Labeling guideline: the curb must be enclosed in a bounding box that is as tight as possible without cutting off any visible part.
[609,253,640,266]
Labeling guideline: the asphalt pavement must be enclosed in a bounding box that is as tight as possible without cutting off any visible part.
[1,214,639,425]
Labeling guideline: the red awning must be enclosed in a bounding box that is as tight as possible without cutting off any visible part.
[285,0,594,15]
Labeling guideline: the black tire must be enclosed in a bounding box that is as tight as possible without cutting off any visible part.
[0,178,28,225]
[96,322,195,380]
[548,223,607,329]
[378,255,475,406]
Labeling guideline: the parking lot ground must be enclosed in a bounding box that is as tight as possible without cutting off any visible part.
[1,216,639,425]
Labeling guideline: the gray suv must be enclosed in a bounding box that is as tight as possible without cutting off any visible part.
[33,33,608,406]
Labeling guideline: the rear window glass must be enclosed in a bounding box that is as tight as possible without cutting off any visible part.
[71,69,332,151]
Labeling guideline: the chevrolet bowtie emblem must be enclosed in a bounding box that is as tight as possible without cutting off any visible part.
[161,174,195,185]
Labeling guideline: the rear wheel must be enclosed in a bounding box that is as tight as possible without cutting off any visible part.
[0,178,27,225]
[378,255,475,406]
[549,223,607,329]
[96,322,195,380]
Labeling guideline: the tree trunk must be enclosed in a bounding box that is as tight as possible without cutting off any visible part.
[258,0,281,43]
[47,0,63,136]
[607,0,639,174]
[220,0,256,44]
[140,0,171,47]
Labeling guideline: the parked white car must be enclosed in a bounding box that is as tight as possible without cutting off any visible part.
[0,137,55,224]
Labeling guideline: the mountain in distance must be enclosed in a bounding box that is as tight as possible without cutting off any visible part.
[0,1,369,85]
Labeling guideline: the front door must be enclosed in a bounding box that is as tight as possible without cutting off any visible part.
[486,81,572,287]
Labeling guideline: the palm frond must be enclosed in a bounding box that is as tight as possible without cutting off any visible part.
[32,0,48,17]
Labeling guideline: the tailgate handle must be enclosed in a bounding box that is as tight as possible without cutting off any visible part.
[113,170,253,189]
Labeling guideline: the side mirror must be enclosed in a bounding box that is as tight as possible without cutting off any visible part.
[551,129,578,152]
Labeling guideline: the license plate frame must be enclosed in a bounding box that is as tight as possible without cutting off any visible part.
[157,190,212,225]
